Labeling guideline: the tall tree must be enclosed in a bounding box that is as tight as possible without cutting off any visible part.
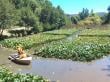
[0,0,17,37]
[103,6,110,24]
[106,6,110,23]
[0,0,66,35]
[79,8,89,20]
[71,16,80,24]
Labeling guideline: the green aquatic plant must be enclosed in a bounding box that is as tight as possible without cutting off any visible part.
[0,67,49,82]
[36,37,110,62]
[0,28,78,49]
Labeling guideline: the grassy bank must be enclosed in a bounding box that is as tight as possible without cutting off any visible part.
[79,29,110,36]
[0,67,49,82]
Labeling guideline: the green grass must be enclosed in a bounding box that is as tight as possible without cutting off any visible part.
[79,29,110,37]
[0,28,78,49]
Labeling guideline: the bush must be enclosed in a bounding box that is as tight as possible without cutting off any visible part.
[78,14,102,26]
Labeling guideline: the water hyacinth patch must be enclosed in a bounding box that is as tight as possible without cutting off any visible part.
[0,67,49,82]
[36,37,110,62]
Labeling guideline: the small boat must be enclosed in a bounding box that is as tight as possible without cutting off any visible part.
[8,54,32,65]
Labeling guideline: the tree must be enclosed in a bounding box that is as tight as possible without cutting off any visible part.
[40,7,51,24]
[107,6,110,13]
[90,9,95,16]
[0,0,17,38]
[106,6,110,23]
[71,16,80,24]
[79,8,89,20]
[20,7,35,27]
[103,6,110,24]
[56,6,66,28]
[49,6,66,29]
[20,7,42,33]
[11,0,23,9]
[0,0,66,36]
[78,14,102,26]
[40,5,66,30]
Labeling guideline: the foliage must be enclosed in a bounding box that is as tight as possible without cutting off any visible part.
[78,14,102,26]
[107,6,110,13]
[0,67,48,82]
[71,9,102,26]
[79,29,110,36]
[71,16,80,24]
[79,8,89,20]
[0,0,66,37]
[0,0,17,37]
[0,28,78,49]
[32,28,110,62]
[40,5,66,30]
[103,6,110,24]
[36,36,110,62]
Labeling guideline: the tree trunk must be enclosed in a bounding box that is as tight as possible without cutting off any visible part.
[0,29,3,36]
[0,29,4,39]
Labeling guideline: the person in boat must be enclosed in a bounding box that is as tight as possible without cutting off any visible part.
[16,46,27,59]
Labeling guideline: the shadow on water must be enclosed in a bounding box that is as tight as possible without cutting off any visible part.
[102,65,110,71]
[101,58,110,77]
[16,56,110,82]
[102,67,110,77]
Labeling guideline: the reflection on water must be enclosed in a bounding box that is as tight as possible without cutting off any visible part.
[1,48,110,82]
[20,57,110,82]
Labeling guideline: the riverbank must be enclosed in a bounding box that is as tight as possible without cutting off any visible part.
[1,28,110,62]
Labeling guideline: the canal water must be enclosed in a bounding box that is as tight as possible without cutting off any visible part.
[1,48,110,82]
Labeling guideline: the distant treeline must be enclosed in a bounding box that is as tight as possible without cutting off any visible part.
[70,8,110,27]
[0,0,69,37]
[0,0,110,38]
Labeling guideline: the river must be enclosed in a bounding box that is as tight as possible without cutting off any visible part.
[1,48,110,82]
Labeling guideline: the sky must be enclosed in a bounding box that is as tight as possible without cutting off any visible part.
[50,0,110,14]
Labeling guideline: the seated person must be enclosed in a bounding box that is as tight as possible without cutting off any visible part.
[16,46,27,59]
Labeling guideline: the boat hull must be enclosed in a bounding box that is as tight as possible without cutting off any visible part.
[9,54,32,65]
